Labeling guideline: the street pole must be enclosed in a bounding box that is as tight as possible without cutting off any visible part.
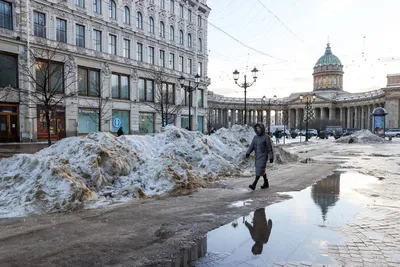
[306,100,309,142]
[188,81,192,131]
[268,99,271,136]
[244,75,247,125]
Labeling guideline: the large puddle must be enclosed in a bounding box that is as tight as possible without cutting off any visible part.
[191,171,380,267]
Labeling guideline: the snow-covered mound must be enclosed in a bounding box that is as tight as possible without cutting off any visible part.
[336,130,386,144]
[0,125,297,218]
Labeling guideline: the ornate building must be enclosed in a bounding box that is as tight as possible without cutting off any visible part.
[208,44,400,131]
[0,0,210,142]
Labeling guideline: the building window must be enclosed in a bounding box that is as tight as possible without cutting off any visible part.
[33,11,46,38]
[179,30,183,45]
[159,21,165,37]
[139,112,154,134]
[197,89,203,107]
[93,29,102,51]
[162,83,175,104]
[112,110,130,133]
[149,17,154,33]
[187,58,192,74]
[78,67,100,96]
[111,73,130,99]
[0,53,17,87]
[160,0,165,9]
[123,39,130,58]
[197,15,202,27]
[123,6,130,24]
[169,53,175,69]
[78,109,99,134]
[187,33,191,48]
[333,76,337,85]
[35,60,64,92]
[148,46,154,64]
[198,38,202,51]
[136,11,143,29]
[197,62,203,76]
[170,0,174,13]
[181,115,189,129]
[137,42,143,61]
[109,34,117,55]
[0,0,12,30]
[138,78,154,102]
[188,9,192,22]
[178,56,183,72]
[76,24,85,48]
[109,0,116,20]
[75,0,85,8]
[159,50,165,67]
[197,116,204,132]
[56,18,67,43]
[179,4,183,18]
[93,0,101,13]
[169,25,174,41]
[184,90,190,106]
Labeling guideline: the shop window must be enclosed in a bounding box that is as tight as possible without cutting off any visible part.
[0,53,17,87]
[112,110,130,133]
[138,78,154,102]
[139,112,154,134]
[197,116,203,132]
[181,115,189,129]
[78,109,99,134]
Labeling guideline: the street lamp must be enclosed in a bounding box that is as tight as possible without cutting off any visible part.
[267,95,277,136]
[300,93,316,141]
[232,67,258,125]
[262,95,267,123]
[179,74,201,131]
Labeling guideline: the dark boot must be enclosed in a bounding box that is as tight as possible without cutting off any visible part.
[249,176,260,191]
[261,174,269,189]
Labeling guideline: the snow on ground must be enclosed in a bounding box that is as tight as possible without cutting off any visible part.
[0,125,298,218]
[336,129,387,144]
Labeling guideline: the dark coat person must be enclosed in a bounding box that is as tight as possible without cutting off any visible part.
[117,127,124,137]
[246,123,274,190]
[245,208,273,255]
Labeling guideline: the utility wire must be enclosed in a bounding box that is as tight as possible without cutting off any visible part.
[255,0,303,43]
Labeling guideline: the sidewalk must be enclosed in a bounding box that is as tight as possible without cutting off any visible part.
[0,143,48,158]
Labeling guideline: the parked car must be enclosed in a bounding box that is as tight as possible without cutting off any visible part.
[323,129,334,136]
[385,129,400,138]
[342,129,361,136]
[299,129,318,136]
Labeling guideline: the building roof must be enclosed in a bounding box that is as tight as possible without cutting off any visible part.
[315,43,342,67]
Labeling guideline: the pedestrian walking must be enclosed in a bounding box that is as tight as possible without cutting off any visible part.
[274,130,280,144]
[117,127,124,137]
[246,123,274,190]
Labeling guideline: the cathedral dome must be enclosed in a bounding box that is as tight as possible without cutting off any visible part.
[315,43,342,67]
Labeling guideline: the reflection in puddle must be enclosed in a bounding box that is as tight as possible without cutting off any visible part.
[229,199,253,208]
[193,172,380,267]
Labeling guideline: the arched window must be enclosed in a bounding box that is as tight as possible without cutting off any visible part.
[187,33,192,48]
[149,17,154,33]
[136,12,143,29]
[124,6,130,24]
[160,21,165,37]
[109,0,116,20]
[197,15,202,26]
[179,30,184,45]
[332,76,337,85]
[169,26,174,41]
[198,38,202,51]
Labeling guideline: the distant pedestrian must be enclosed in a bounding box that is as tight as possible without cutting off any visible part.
[117,127,124,137]
[246,123,274,190]
[274,130,280,144]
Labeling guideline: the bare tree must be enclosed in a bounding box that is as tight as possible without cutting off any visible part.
[143,69,183,127]
[205,104,216,134]
[8,44,77,146]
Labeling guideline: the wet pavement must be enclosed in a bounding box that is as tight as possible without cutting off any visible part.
[0,143,47,158]
[192,171,400,267]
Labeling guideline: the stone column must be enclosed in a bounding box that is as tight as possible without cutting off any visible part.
[238,110,243,125]
[296,109,301,129]
[385,98,400,129]
[218,108,222,126]
[354,106,359,128]
[361,106,365,129]
[367,105,372,131]
[231,109,236,125]
[274,110,278,125]
[340,107,346,128]
[347,107,352,129]
[329,108,335,121]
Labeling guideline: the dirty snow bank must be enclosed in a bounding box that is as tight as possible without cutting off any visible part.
[336,130,386,144]
[0,125,297,218]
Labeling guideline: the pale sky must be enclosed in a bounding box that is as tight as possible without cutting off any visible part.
[207,0,400,98]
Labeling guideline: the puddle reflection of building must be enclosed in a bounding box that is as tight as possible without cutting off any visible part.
[311,173,341,224]
[245,208,273,255]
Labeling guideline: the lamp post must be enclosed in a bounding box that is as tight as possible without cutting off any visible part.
[233,67,259,125]
[267,95,277,136]
[300,93,316,141]
[262,95,267,123]
[179,74,201,131]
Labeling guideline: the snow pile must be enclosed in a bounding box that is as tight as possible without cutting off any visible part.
[336,130,386,144]
[0,125,297,218]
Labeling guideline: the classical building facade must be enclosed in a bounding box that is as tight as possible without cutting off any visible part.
[208,44,400,131]
[0,0,210,142]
